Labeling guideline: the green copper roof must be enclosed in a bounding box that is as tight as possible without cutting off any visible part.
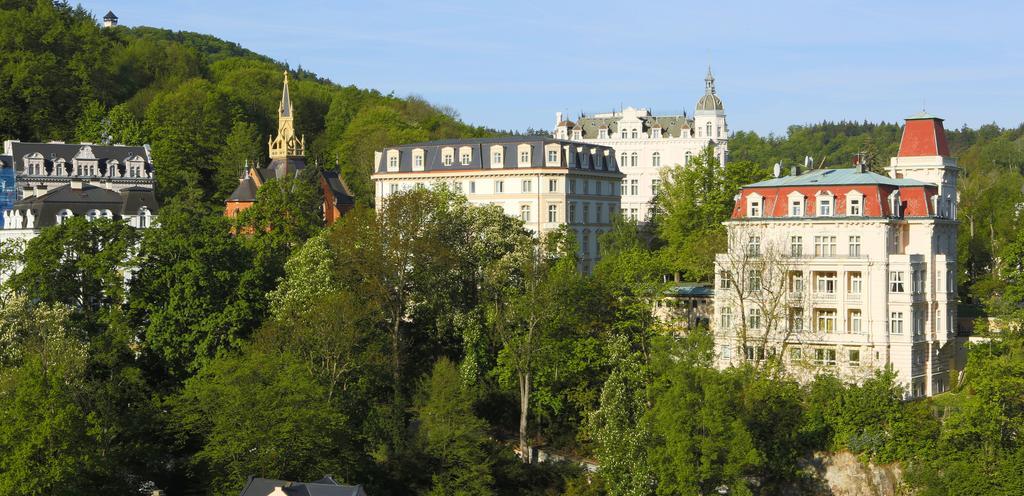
[745,167,932,188]
[906,111,942,120]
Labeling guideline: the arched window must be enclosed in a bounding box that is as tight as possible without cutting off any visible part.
[706,123,712,136]
[685,151,692,165]
[620,152,627,167]
[631,128,638,139]
[630,152,637,167]
[85,209,101,221]
[56,209,74,224]
[620,129,628,139]
[102,209,113,219]
[652,152,661,167]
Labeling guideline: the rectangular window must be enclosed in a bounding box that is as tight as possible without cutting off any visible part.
[749,200,762,217]
[569,203,577,223]
[890,311,904,334]
[849,235,861,256]
[583,204,590,224]
[748,271,762,292]
[790,200,803,217]
[460,152,471,165]
[816,309,837,333]
[720,344,733,359]
[849,310,862,334]
[548,179,557,192]
[442,153,453,166]
[818,198,833,216]
[630,179,638,196]
[790,347,802,361]
[389,184,399,194]
[790,272,804,294]
[747,236,761,257]
[913,310,924,337]
[547,150,558,162]
[789,307,804,333]
[719,271,732,290]
[584,180,590,195]
[848,349,861,367]
[596,204,604,224]
[848,272,862,294]
[548,204,558,223]
[790,236,803,256]
[813,348,837,366]
[748,308,761,329]
[495,181,504,193]
[814,235,837,256]
[815,272,837,294]
[469,181,476,194]
[520,151,530,164]
[889,271,905,293]
[493,152,502,166]
[651,179,661,195]
[849,198,862,216]
[569,179,577,194]
[522,180,532,193]
[414,155,423,167]
[720,307,732,328]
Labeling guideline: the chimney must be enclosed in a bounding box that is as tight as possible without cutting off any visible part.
[790,165,801,176]
[70,179,83,190]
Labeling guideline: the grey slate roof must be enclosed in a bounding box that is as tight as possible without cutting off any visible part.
[227,157,307,203]
[239,476,367,496]
[12,183,158,228]
[7,141,151,176]
[575,114,693,139]
[744,168,932,189]
[103,10,117,20]
[376,137,621,175]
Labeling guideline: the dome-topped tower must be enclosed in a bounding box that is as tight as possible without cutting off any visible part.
[695,66,724,113]
[694,66,727,143]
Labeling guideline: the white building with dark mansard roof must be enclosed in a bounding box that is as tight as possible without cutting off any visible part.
[0,140,159,244]
[553,66,729,223]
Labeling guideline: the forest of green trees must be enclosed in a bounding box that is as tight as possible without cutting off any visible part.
[1,2,1024,495]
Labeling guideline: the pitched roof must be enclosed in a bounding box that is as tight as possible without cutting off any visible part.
[228,177,259,202]
[744,167,932,189]
[321,171,355,206]
[665,283,714,297]
[238,476,367,496]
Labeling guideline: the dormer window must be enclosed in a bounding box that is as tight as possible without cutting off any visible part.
[386,149,401,171]
[788,195,804,217]
[547,150,557,162]
[598,128,608,139]
[747,193,763,217]
[459,146,472,165]
[56,209,73,225]
[849,197,862,216]
[816,193,834,217]
[517,144,532,167]
[441,147,454,166]
[572,129,582,140]
[460,153,470,165]
[652,128,662,138]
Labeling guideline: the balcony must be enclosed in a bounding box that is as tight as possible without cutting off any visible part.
[846,293,861,303]
[813,291,837,303]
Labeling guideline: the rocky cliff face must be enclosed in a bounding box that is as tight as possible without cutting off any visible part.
[801,451,906,496]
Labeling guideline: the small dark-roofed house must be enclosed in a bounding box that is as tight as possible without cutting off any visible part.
[239,476,367,496]
[655,282,714,331]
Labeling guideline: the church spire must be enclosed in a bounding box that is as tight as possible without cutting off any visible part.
[269,71,304,159]
[705,65,716,95]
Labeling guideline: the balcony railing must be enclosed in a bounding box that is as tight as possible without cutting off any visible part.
[813,292,837,302]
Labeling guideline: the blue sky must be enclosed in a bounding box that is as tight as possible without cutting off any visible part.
[79,0,1022,135]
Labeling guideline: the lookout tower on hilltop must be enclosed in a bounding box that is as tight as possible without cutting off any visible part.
[102,11,118,28]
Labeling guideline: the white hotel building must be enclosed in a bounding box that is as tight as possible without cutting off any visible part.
[553,67,728,222]
[713,113,964,398]
[373,138,623,272]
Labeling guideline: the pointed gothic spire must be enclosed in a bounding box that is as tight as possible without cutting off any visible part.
[280,71,292,117]
[705,65,716,95]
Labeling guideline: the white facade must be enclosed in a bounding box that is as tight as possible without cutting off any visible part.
[712,115,962,398]
[553,68,728,222]
[372,139,623,273]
